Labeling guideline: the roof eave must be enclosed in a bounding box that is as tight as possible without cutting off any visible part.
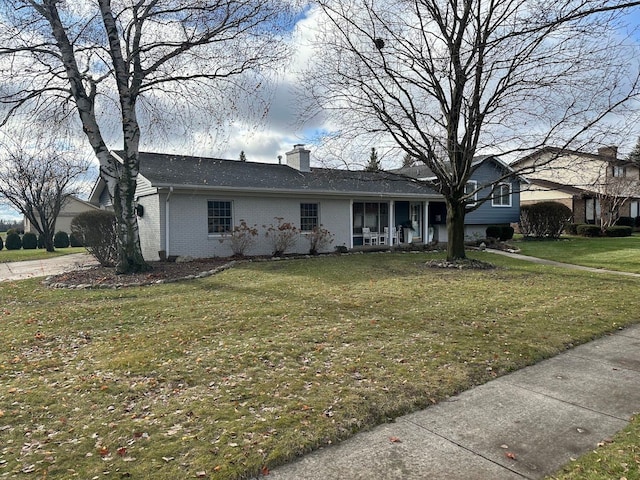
[151,183,441,199]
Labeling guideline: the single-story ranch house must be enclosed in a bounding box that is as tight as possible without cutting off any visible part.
[89,145,521,260]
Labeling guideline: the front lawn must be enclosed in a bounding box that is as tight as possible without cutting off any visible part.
[514,235,640,274]
[0,246,86,263]
[1,252,638,479]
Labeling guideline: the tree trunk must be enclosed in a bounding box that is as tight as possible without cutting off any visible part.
[446,199,467,261]
[108,159,150,274]
[43,234,55,253]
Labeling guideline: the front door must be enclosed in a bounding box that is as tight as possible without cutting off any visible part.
[410,202,422,241]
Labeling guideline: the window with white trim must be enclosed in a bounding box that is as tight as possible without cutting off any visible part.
[207,200,232,234]
[300,203,319,232]
[464,181,478,206]
[492,183,511,207]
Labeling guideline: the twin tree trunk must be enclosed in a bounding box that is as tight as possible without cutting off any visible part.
[106,160,151,275]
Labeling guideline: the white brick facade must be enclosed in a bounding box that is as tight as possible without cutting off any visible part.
[152,192,352,259]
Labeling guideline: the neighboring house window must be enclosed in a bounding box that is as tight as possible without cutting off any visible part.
[464,181,478,206]
[492,183,511,207]
[612,165,626,177]
[207,200,232,234]
[631,200,640,219]
[585,198,601,223]
[300,203,319,231]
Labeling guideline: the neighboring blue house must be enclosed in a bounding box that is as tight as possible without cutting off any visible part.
[90,147,521,260]
[393,155,523,242]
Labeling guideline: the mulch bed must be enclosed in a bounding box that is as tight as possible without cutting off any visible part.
[44,258,235,289]
[425,258,497,269]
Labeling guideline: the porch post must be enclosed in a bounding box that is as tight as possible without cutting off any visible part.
[390,200,395,245]
[424,200,430,243]
[349,199,354,249]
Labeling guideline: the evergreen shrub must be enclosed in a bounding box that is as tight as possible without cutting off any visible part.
[604,226,633,237]
[5,232,22,250]
[69,233,84,247]
[22,232,38,249]
[54,231,70,248]
[576,224,601,237]
[615,216,634,227]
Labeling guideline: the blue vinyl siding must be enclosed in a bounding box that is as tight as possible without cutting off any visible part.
[465,161,520,225]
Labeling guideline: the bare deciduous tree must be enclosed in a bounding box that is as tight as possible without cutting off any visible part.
[593,163,640,229]
[304,0,640,260]
[0,130,91,252]
[0,0,299,273]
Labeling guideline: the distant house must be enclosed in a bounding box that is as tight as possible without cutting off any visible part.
[89,147,522,260]
[512,146,640,224]
[392,155,523,241]
[23,195,101,235]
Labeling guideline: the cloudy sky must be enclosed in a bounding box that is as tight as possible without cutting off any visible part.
[1,3,640,222]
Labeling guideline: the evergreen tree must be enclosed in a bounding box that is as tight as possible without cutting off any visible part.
[626,137,640,166]
[365,147,381,172]
[402,153,415,168]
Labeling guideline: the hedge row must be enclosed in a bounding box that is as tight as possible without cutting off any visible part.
[0,231,81,251]
[566,224,633,237]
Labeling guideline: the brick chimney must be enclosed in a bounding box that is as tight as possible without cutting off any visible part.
[598,146,618,159]
[285,144,310,172]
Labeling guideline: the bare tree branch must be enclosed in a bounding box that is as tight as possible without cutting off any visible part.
[303,0,640,259]
[0,0,300,272]
[0,128,92,252]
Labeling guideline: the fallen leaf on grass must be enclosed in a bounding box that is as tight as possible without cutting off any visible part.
[389,436,402,443]
[261,465,270,475]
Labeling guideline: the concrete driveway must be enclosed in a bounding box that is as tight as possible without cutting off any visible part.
[0,253,97,282]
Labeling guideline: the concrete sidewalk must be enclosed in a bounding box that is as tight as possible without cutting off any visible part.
[0,253,97,282]
[486,248,640,278]
[265,325,640,479]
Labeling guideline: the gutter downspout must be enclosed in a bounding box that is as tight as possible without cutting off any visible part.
[165,187,173,257]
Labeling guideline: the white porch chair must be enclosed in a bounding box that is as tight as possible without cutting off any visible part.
[390,227,400,245]
[380,227,389,245]
[362,227,377,245]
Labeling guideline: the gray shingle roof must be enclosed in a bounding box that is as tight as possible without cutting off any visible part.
[391,155,504,179]
[130,151,439,197]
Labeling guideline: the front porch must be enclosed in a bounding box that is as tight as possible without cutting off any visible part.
[351,200,445,247]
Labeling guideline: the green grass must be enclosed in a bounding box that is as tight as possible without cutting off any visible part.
[548,415,640,479]
[514,235,640,273]
[0,246,86,262]
[0,251,638,479]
